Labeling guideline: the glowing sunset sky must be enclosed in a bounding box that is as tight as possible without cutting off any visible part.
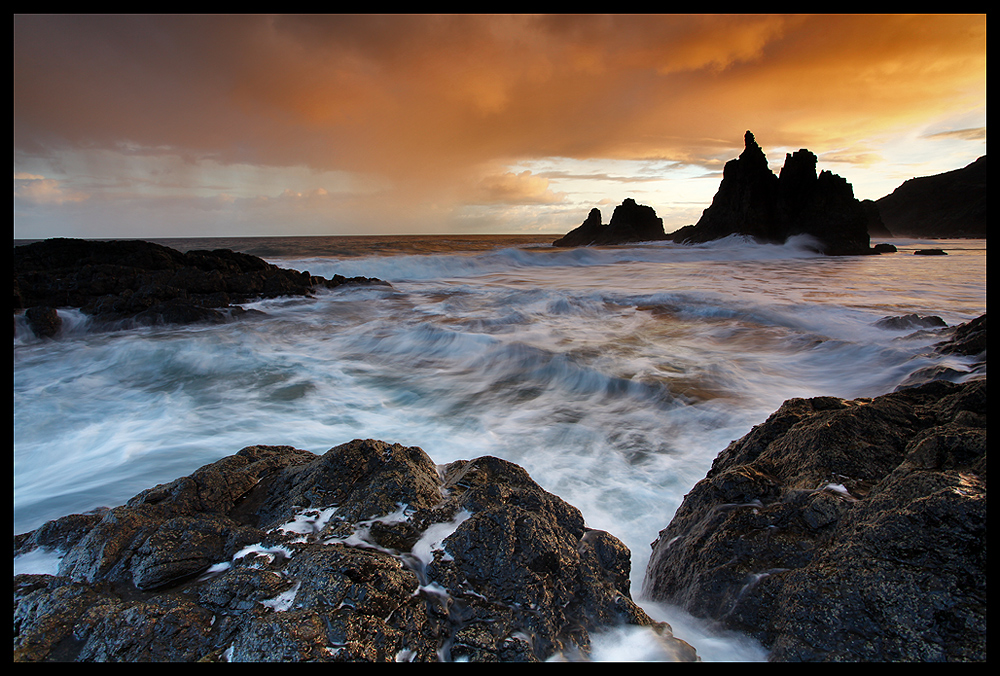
[14,14,986,239]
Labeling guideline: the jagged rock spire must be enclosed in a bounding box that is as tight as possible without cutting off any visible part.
[672,131,872,255]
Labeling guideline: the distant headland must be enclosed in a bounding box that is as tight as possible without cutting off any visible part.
[874,155,986,238]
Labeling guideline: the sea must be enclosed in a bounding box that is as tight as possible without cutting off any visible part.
[13,233,987,661]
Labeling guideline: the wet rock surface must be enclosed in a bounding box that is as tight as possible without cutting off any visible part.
[889,314,987,389]
[642,316,987,661]
[14,439,697,662]
[13,238,388,337]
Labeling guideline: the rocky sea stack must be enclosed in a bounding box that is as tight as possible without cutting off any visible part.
[671,131,875,255]
[642,315,987,662]
[553,198,667,247]
[13,238,388,338]
[14,440,696,662]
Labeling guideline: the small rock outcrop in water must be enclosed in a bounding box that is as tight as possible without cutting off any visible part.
[14,439,697,662]
[553,199,667,247]
[643,315,986,661]
[890,314,987,390]
[874,156,986,238]
[873,313,948,331]
[670,131,875,255]
[13,238,389,337]
[22,306,62,338]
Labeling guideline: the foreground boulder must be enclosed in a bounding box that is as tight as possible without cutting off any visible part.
[642,316,987,661]
[14,439,696,662]
[670,131,876,255]
[13,238,388,337]
[553,199,667,247]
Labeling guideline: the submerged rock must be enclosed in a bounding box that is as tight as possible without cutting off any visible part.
[671,131,874,255]
[14,439,697,663]
[642,315,987,661]
[13,238,389,335]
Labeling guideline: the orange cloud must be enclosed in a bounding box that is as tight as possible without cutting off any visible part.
[14,174,88,205]
[472,170,566,205]
[16,15,984,168]
[14,14,986,236]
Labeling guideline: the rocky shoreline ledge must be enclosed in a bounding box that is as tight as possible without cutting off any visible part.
[643,314,986,661]
[14,238,388,339]
[14,439,696,662]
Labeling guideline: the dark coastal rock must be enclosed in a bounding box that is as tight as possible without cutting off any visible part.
[13,238,389,334]
[14,439,697,662]
[671,131,874,256]
[873,313,947,331]
[933,314,987,358]
[914,248,948,255]
[884,314,987,391]
[597,198,668,245]
[642,316,987,661]
[861,199,893,238]
[553,199,667,247]
[643,379,986,661]
[874,156,986,238]
[23,306,62,338]
[552,207,605,247]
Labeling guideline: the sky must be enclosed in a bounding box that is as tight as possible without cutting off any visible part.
[14,14,987,240]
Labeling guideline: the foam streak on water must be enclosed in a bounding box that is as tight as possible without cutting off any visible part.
[13,235,986,661]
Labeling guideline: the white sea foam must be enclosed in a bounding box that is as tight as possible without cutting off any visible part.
[261,580,301,612]
[278,506,339,542]
[13,547,63,576]
[410,509,472,570]
[232,544,294,566]
[637,601,770,662]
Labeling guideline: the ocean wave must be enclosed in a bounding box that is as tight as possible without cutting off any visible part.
[271,235,827,283]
